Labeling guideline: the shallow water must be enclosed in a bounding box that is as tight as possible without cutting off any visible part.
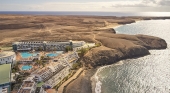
[93,20,170,93]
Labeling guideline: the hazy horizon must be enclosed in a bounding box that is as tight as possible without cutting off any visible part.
[0,11,170,17]
[0,0,170,12]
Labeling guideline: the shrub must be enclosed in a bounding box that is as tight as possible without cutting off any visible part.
[79,48,88,57]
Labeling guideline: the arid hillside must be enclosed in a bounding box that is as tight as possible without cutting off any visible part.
[0,15,156,46]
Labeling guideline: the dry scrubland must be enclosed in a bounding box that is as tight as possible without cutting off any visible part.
[0,15,168,93]
[0,15,153,46]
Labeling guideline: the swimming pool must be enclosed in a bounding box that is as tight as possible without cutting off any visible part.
[20,52,39,58]
[46,53,58,57]
[46,51,63,57]
[22,65,32,70]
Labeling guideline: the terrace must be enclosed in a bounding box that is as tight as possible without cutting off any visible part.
[37,67,54,81]
[18,89,32,93]
[34,62,66,82]
[22,81,34,88]
[17,80,36,93]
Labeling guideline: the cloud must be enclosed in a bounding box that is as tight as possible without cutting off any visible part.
[109,0,170,12]
[157,0,170,6]
[0,0,170,12]
[111,0,170,7]
[28,2,113,11]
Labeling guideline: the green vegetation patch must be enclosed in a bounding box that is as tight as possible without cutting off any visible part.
[37,82,44,87]
[0,64,11,84]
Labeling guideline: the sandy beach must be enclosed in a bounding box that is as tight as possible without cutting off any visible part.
[64,68,98,93]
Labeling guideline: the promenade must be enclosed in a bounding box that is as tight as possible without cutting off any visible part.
[58,68,83,93]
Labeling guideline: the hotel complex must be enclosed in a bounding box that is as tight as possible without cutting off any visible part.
[12,40,86,51]
[0,40,95,93]
[18,51,79,93]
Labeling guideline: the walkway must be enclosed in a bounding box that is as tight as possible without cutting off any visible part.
[58,68,83,93]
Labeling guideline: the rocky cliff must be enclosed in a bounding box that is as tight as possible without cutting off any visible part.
[82,34,167,68]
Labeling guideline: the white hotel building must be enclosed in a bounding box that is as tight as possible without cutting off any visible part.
[12,40,86,51]
[17,51,79,93]
[17,76,46,93]
[0,51,16,65]
[33,51,79,87]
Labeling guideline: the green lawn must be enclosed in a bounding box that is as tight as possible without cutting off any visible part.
[37,82,44,87]
[0,64,11,84]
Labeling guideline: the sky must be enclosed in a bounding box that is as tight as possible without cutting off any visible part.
[0,0,170,12]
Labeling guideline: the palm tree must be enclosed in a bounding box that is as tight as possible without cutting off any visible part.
[36,60,42,68]
[41,56,45,60]
[65,46,72,52]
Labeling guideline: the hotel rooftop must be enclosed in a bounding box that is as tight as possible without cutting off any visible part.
[17,79,36,93]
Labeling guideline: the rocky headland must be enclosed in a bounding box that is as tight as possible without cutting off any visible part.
[82,34,167,68]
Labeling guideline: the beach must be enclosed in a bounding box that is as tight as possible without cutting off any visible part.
[64,68,98,93]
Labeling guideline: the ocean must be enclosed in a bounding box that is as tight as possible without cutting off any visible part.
[93,20,170,93]
[0,11,170,17]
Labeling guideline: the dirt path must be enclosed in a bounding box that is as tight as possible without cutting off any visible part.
[46,27,52,34]
[92,31,103,46]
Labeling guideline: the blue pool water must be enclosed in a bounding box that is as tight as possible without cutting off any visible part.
[22,65,32,70]
[47,53,58,57]
[46,51,63,57]
[20,52,38,58]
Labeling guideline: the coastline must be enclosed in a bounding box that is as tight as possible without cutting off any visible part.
[64,19,168,93]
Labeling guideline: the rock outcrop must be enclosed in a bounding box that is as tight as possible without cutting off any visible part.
[81,34,167,68]
[136,35,167,49]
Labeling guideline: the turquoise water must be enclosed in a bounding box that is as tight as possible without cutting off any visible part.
[93,20,170,93]
[47,53,58,57]
[46,51,63,57]
[22,65,32,70]
[21,52,38,58]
